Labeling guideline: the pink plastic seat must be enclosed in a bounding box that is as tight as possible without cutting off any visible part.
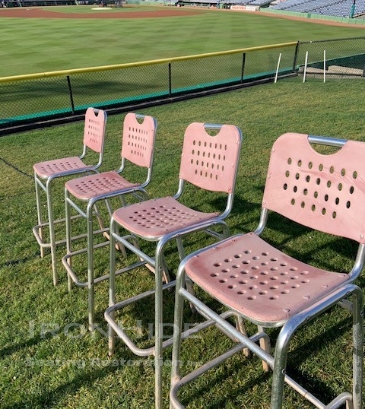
[104,122,243,409]
[33,157,94,179]
[113,196,219,239]
[62,113,157,331]
[65,171,139,200]
[188,232,348,324]
[33,107,107,285]
[170,132,364,409]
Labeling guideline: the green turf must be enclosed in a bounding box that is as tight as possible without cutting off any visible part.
[0,77,364,408]
[0,6,364,77]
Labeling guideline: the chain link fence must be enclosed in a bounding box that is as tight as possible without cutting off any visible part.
[0,37,364,134]
[297,36,365,78]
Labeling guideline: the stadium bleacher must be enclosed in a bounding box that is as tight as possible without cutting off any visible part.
[248,0,272,6]
[270,0,365,18]
[272,0,314,10]
[175,0,357,16]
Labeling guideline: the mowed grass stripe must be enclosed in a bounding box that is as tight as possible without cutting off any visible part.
[0,7,364,76]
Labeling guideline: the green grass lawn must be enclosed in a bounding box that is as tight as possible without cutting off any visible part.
[0,76,364,408]
[0,5,365,77]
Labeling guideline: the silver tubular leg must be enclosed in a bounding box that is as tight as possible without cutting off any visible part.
[65,190,73,292]
[271,284,363,409]
[46,179,58,286]
[108,218,118,355]
[34,176,45,258]
[352,287,363,409]
[170,264,186,390]
[155,238,170,409]
[155,258,164,409]
[87,204,95,332]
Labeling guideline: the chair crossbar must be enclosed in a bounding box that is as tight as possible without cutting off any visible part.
[171,264,363,408]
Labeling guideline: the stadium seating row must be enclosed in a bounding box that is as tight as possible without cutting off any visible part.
[270,0,364,18]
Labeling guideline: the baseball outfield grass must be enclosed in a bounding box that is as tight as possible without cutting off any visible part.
[0,5,365,77]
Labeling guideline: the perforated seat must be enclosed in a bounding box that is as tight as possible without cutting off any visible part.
[185,232,348,324]
[112,196,219,239]
[33,157,93,178]
[170,132,364,409]
[104,122,243,409]
[62,113,157,331]
[65,171,139,200]
[33,107,107,285]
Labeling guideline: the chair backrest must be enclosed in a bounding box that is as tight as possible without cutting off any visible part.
[262,132,365,244]
[121,113,157,168]
[179,122,243,194]
[83,107,107,154]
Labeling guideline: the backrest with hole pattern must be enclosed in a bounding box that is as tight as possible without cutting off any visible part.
[263,132,365,244]
[179,122,242,193]
[83,107,107,153]
[121,113,157,168]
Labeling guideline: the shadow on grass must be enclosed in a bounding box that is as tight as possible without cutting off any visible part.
[179,369,272,409]
[2,364,123,409]
[174,313,356,408]
[0,333,48,359]
[0,253,41,269]
[280,315,355,402]
[0,307,153,408]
